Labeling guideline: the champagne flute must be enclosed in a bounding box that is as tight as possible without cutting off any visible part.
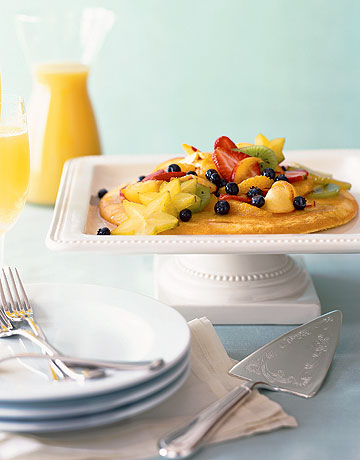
[0,92,30,265]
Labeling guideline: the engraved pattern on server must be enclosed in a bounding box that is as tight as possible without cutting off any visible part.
[245,317,333,388]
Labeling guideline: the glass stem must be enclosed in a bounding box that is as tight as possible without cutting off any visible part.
[0,233,5,267]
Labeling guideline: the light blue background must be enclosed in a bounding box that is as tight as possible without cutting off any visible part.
[1,0,359,155]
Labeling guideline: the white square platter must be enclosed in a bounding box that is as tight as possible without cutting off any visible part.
[46,150,360,325]
[47,149,360,255]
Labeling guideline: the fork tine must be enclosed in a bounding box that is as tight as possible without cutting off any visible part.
[0,276,10,315]
[0,288,12,329]
[14,267,32,314]
[2,268,18,314]
[8,268,26,315]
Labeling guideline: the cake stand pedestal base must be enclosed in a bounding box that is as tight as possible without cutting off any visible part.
[154,254,321,324]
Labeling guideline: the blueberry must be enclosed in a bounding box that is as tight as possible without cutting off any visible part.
[179,209,192,222]
[247,186,263,198]
[251,195,265,208]
[219,178,228,188]
[262,168,275,180]
[225,182,239,195]
[97,227,111,235]
[97,188,108,199]
[186,171,197,176]
[293,196,307,210]
[209,172,221,186]
[214,191,220,197]
[137,175,146,182]
[275,174,289,182]
[205,169,218,181]
[167,164,181,172]
[214,200,230,215]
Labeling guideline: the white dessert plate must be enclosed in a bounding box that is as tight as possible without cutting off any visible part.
[0,364,190,433]
[0,283,190,402]
[0,352,189,419]
[46,150,360,254]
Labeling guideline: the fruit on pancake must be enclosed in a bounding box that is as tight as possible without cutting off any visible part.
[213,147,250,181]
[255,134,285,164]
[307,183,340,200]
[290,163,332,178]
[293,196,307,210]
[238,176,273,194]
[284,169,308,183]
[180,177,198,194]
[264,181,296,213]
[214,200,230,215]
[142,169,186,182]
[197,176,217,193]
[123,180,161,203]
[234,145,278,172]
[182,144,200,156]
[153,157,184,172]
[231,157,262,183]
[159,178,181,197]
[214,136,237,150]
[274,173,289,182]
[97,227,111,235]
[112,197,178,235]
[219,194,251,203]
[251,195,265,208]
[189,184,211,213]
[179,208,192,222]
[235,142,252,149]
[262,168,276,180]
[138,191,195,215]
[311,175,352,190]
[247,186,264,198]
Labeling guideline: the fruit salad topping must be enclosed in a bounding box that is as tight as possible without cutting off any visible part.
[99,133,352,235]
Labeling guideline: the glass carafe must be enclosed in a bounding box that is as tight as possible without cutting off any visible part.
[17,8,115,205]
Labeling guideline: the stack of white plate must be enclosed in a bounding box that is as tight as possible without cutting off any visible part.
[0,284,190,433]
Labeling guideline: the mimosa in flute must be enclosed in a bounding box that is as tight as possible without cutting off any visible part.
[0,85,30,264]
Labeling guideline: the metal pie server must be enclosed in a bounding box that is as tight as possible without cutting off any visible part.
[158,310,342,459]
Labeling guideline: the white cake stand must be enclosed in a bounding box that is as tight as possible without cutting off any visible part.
[46,151,360,324]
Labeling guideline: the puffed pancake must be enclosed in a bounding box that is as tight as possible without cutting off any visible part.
[98,134,358,235]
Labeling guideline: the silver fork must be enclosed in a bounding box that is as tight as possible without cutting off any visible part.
[0,268,105,381]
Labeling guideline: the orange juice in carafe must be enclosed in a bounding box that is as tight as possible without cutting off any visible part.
[28,62,101,205]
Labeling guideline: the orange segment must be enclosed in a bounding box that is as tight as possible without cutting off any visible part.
[238,176,273,194]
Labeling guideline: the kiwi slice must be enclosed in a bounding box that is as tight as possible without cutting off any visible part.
[189,184,211,213]
[307,183,340,199]
[233,145,278,171]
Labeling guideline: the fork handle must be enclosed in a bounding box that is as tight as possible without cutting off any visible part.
[12,329,104,381]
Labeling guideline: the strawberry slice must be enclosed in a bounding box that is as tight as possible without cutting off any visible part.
[219,194,251,203]
[212,147,250,181]
[284,169,309,183]
[214,136,237,150]
[142,169,186,182]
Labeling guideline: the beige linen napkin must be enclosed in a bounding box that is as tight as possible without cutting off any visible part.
[0,318,297,460]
